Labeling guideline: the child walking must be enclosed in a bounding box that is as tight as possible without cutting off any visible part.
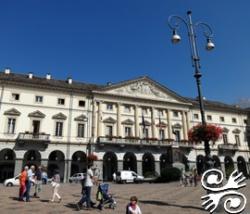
[126,196,142,214]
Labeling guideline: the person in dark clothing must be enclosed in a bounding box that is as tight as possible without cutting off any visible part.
[34,166,42,198]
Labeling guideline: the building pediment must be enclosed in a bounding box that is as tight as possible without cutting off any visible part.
[95,77,190,104]
[52,113,67,120]
[4,108,21,116]
[172,123,182,129]
[232,128,241,134]
[103,117,116,123]
[223,127,229,133]
[121,119,134,125]
[140,120,151,126]
[156,122,167,128]
[74,114,87,122]
[28,110,45,118]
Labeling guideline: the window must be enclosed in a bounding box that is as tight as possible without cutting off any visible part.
[142,108,148,115]
[124,105,131,113]
[232,118,237,123]
[158,109,164,117]
[173,130,180,142]
[106,103,113,111]
[194,114,199,119]
[207,115,212,121]
[173,111,178,117]
[125,127,132,137]
[77,123,85,138]
[159,129,165,140]
[35,96,43,103]
[58,98,65,105]
[7,118,16,134]
[223,134,228,144]
[244,119,248,125]
[235,135,240,145]
[79,100,85,107]
[105,125,113,137]
[220,116,225,122]
[143,128,149,138]
[32,120,40,134]
[12,93,20,101]
[55,122,63,136]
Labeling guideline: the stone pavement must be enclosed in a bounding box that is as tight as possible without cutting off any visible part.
[0,181,249,214]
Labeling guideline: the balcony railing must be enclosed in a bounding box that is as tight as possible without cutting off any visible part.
[97,136,193,147]
[218,143,238,151]
[17,132,50,144]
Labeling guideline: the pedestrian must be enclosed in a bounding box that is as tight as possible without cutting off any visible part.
[24,165,35,202]
[76,163,97,210]
[193,168,198,187]
[19,166,28,201]
[50,170,62,203]
[34,166,42,198]
[126,196,142,214]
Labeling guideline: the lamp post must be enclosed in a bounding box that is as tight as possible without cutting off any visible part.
[168,11,215,169]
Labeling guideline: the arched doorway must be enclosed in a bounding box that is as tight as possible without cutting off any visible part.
[237,156,248,177]
[225,156,234,179]
[142,153,155,177]
[23,150,41,168]
[196,155,205,175]
[0,149,16,182]
[123,152,137,172]
[71,151,87,176]
[212,155,221,169]
[48,150,65,180]
[103,152,117,181]
[160,153,171,175]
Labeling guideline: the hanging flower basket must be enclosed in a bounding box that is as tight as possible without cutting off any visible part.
[87,153,98,162]
[188,124,223,143]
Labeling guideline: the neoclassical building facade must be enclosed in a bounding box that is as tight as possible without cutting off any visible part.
[0,69,249,182]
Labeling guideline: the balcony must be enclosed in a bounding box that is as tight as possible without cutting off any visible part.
[172,141,194,148]
[97,136,172,147]
[16,132,50,145]
[218,143,238,151]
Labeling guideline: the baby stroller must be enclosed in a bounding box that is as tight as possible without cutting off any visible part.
[96,183,116,210]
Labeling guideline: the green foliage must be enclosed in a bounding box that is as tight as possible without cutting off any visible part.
[156,167,181,183]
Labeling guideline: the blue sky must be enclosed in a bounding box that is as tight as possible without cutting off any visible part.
[0,1,249,104]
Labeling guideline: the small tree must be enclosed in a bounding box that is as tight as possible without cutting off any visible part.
[188,124,223,144]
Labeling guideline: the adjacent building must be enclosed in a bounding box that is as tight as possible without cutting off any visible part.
[0,69,249,182]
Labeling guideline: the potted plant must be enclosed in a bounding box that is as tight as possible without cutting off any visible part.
[188,124,223,144]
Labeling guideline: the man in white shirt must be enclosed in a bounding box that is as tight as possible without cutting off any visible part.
[77,163,97,210]
[25,165,35,202]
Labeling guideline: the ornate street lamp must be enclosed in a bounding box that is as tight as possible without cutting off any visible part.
[168,11,215,169]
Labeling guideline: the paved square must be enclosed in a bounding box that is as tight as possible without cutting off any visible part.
[0,181,249,214]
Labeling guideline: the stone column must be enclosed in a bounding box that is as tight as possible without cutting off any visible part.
[182,111,188,140]
[167,109,172,139]
[137,160,143,176]
[155,161,160,176]
[14,159,23,175]
[117,103,121,137]
[186,111,190,134]
[118,160,123,171]
[151,107,156,138]
[64,160,72,183]
[97,101,103,137]
[135,105,139,138]
[92,100,97,139]
[41,159,48,169]
[94,160,103,181]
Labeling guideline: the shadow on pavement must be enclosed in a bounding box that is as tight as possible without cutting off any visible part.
[9,197,20,201]
[40,199,50,203]
[64,203,79,211]
[140,200,205,212]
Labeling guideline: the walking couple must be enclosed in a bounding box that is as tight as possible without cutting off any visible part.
[76,163,97,210]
